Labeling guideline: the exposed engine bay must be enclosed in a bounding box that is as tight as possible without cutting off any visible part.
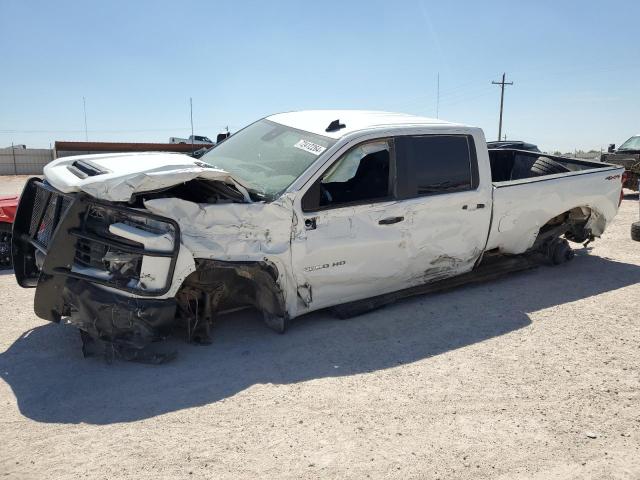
[12,176,290,363]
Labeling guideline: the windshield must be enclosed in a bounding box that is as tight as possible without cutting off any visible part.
[200,119,336,200]
[618,135,640,151]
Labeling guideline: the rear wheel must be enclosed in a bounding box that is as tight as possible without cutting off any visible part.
[565,227,590,244]
[550,238,575,265]
[631,221,640,242]
[0,223,12,270]
[530,157,570,176]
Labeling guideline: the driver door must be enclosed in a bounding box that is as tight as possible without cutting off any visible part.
[291,139,411,311]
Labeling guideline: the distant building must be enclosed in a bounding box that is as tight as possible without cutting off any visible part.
[54,141,213,158]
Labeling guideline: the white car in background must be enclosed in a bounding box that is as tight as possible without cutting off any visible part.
[169,135,213,145]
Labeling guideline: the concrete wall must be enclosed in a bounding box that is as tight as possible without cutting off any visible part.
[0,148,53,175]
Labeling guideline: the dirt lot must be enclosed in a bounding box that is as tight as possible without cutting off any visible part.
[0,176,639,480]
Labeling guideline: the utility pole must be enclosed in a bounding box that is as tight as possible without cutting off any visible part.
[492,73,513,141]
[436,72,440,119]
[189,97,194,154]
[11,142,17,175]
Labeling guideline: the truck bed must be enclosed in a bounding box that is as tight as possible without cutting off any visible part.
[485,149,624,255]
[488,149,612,182]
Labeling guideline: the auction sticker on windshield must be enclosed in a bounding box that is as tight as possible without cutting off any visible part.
[294,139,327,156]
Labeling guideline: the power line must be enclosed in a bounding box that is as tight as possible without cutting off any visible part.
[492,73,513,141]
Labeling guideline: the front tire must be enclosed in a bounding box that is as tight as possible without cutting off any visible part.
[0,223,12,270]
[263,312,288,334]
[631,221,640,242]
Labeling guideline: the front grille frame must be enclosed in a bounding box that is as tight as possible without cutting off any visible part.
[13,178,181,298]
[12,178,76,287]
[27,181,74,252]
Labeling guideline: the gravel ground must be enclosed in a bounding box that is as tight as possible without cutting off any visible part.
[0,177,639,480]
[0,176,34,196]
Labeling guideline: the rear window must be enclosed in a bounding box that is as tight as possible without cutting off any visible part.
[395,135,477,198]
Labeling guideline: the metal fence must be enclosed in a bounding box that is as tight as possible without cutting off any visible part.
[0,148,54,175]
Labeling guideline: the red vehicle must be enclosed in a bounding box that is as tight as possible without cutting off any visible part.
[0,195,17,269]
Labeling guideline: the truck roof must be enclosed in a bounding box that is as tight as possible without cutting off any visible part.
[267,110,464,139]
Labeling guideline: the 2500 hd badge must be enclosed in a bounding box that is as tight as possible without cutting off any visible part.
[303,260,347,272]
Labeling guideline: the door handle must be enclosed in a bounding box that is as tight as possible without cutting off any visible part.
[379,216,404,225]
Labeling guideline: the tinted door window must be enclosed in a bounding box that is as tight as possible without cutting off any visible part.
[302,140,392,211]
[395,135,477,198]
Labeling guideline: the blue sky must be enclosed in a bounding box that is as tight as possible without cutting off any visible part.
[1,0,639,151]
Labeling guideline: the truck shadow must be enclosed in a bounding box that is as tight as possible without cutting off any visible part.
[1,254,639,425]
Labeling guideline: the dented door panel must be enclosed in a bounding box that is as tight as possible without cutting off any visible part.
[292,201,410,311]
[399,189,492,284]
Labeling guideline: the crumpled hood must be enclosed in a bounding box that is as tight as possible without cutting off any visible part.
[43,151,250,202]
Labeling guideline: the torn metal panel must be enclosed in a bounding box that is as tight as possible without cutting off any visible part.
[584,209,607,237]
[143,195,297,315]
[180,259,287,317]
[143,196,295,259]
[64,278,177,349]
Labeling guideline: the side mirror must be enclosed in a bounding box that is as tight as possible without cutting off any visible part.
[216,132,231,144]
[301,182,321,212]
[608,144,615,153]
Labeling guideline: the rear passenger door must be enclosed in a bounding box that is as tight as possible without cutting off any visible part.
[393,134,492,283]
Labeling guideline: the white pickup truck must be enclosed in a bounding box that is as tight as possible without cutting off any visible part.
[169,135,213,145]
[12,110,624,360]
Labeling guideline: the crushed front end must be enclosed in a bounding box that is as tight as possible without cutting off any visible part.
[12,178,181,361]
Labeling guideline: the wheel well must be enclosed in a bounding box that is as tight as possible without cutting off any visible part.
[536,206,593,246]
[176,259,287,327]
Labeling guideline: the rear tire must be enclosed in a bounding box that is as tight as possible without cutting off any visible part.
[631,221,640,242]
[551,238,575,265]
[530,156,570,176]
[565,227,590,244]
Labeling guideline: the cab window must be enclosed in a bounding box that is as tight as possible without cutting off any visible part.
[395,135,478,198]
[302,140,392,211]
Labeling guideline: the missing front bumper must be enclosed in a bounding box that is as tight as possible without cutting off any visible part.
[65,279,177,349]
[12,179,181,348]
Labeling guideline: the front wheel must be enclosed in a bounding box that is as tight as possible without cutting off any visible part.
[0,223,12,270]
[262,312,289,334]
[631,222,640,242]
